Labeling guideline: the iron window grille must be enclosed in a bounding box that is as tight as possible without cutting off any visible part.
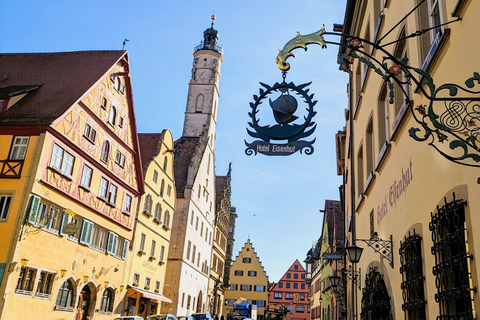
[399,230,426,320]
[361,268,391,320]
[429,194,475,319]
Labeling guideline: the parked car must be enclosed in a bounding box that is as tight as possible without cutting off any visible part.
[177,316,194,320]
[148,314,178,320]
[191,313,213,320]
[115,317,144,320]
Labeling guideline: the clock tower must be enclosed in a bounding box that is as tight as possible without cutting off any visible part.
[182,15,223,143]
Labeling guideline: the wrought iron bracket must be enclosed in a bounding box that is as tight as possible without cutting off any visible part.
[275,16,480,174]
[357,234,393,268]
[342,267,361,290]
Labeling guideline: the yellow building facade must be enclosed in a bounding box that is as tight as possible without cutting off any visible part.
[0,51,143,320]
[224,240,268,320]
[337,1,480,319]
[121,131,176,317]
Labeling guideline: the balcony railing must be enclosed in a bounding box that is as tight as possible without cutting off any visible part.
[0,159,24,178]
[194,41,223,54]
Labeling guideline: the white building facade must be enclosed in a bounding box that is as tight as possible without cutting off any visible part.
[164,18,223,316]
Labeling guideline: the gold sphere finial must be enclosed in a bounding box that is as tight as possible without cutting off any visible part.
[211,14,216,21]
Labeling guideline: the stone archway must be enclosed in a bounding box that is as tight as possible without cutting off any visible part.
[361,268,392,320]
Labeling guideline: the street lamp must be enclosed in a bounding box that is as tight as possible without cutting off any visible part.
[346,244,364,264]
[329,273,342,288]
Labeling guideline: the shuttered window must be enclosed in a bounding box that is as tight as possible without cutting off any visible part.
[79,220,94,245]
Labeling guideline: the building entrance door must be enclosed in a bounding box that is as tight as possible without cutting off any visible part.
[79,285,91,320]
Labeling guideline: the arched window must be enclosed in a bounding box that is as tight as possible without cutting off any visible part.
[357,145,364,197]
[393,29,409,118]
[366,118,375,176]
[108,106,116,125]
[195,94,204,113]
[163,156,168,171]
[101,141,110,163]
[100,288,114,312]
[164,211,170,228]
[154,203,162,222]
[378,84,389,148]
[114,77,122,92]
[143,194,153,214]
[56,279,75,308]
[160,180,165,198]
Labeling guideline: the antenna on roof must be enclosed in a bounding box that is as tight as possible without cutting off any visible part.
[122,39,130,50]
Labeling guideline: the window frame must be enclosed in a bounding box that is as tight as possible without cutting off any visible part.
[55,279,75,310]
[115,150,126,167]
[84,124,97,143]
[49,144,75,177]
[108,106,116,126]
[101,141,110,163]
[80,165,93,190]
[9,136,29,160]
[100,288,114,313]
[123,194,132,214]
[0,194,13,221]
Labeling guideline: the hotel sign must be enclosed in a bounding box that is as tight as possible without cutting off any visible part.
[245,81,317,156]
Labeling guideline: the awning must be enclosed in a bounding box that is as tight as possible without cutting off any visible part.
[128,286,173,303]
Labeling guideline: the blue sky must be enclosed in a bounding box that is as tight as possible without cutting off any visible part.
[1,0,348,282]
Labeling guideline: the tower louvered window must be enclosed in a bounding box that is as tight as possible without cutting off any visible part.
[430,194,475,319]
[399,230,426,320]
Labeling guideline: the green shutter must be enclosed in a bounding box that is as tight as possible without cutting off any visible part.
[121,239,129,260]
[26,195,41,225]
[84,221,93,246]
[59,212,70,236]
[79,220,93,245]
[112,234,119,255]
[0,263,5,286]
[106,232,114,254]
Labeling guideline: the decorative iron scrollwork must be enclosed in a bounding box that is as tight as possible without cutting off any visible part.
[429,193,476,319]
[274,19,480,172]
[399,230,426,319]
[361,268,392,320]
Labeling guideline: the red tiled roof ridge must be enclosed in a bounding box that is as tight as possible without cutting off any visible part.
[0,49,126,55]
[0,50,127,125]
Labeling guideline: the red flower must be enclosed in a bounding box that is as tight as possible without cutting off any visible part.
[350,39,361,47]
[389,64,402,75]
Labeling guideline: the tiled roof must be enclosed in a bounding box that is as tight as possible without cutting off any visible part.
[138,132,165,173]
[325,199,344,251]
[0,51,126,125]
[173,137,200,198]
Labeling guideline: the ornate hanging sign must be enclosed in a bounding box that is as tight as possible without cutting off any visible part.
[245,74,317,156]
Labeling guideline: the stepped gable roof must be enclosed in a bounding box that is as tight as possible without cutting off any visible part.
[0,50,126,125]
[138,132,165,173]
[173,136,200,198]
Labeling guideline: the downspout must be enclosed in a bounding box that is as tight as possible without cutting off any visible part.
[341,58,356,320]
